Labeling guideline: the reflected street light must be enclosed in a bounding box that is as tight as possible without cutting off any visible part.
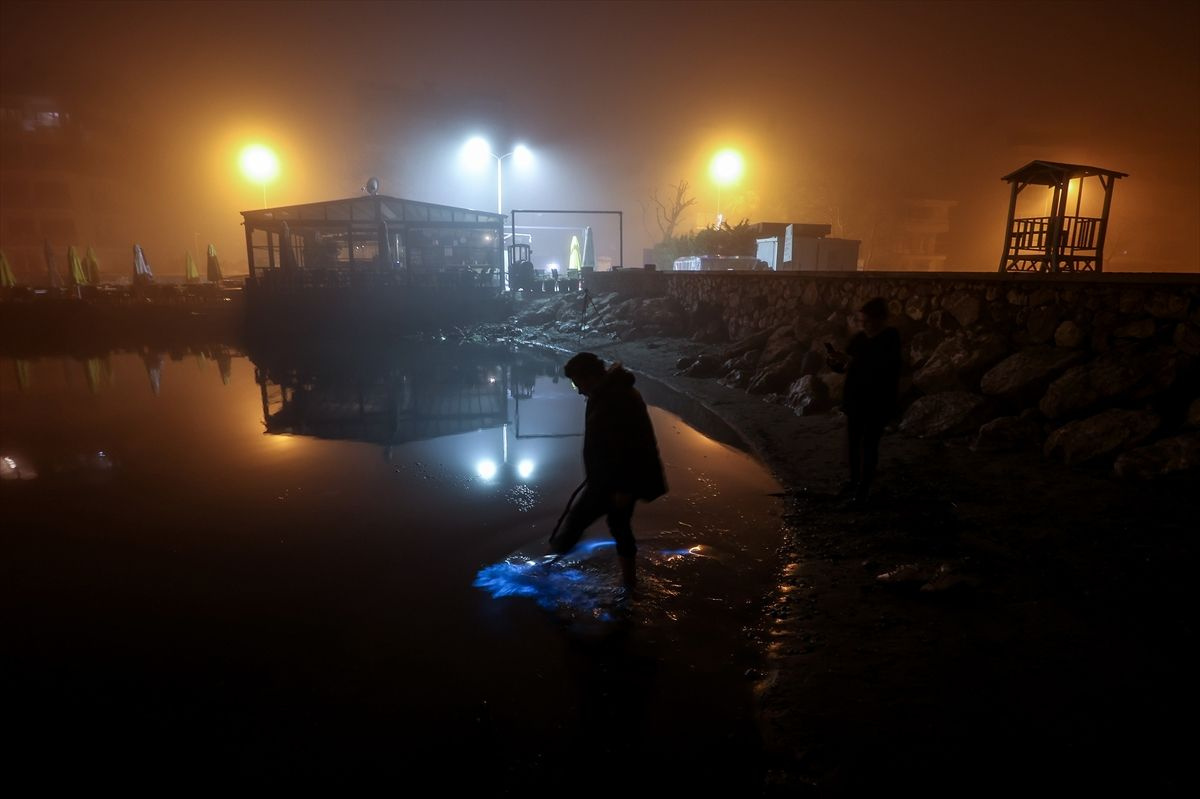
[461,136,533,214]
[239,144,280,208]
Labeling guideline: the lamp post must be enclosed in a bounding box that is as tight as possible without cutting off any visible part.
[461,137,533,214]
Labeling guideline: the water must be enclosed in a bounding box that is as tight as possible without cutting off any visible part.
[1,341,782,788]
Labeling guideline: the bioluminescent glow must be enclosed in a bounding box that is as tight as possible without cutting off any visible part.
[474,540,619,612]
[476,459,498,480]
[517,459,535,479]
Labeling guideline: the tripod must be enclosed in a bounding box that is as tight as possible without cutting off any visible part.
[579,288,602,340]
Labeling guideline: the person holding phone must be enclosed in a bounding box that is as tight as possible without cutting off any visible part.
[826,298,902,504]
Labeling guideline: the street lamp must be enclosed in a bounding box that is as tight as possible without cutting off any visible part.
[461,136,533,214]
[709,147,744,225]
[239,143,280,208]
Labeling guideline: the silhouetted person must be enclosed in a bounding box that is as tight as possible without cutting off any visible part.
[827,297,901,503]
[552,352,667,587]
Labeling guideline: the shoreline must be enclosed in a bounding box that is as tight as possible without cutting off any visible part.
[506,322,1194,792]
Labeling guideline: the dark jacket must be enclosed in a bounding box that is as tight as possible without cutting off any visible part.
[842,327,902,418]
[583,365,667,501]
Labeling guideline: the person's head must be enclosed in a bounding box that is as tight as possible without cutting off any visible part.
[564,352,606,396]
[857,297,888,336]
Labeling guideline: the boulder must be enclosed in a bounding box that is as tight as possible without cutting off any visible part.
[680,353,725,378]
[926,309,960,333]
[904,295,928,322]
[913,332,1009,394]
[1145,292,1190,320]
[900,392,992,438]
[722,327,773,361]
[1054,320,1086,349]
[1043,409,1160,464]
[718,369,751,389]
[1115,433,1200,479]
[747,351,808,395]
[785,374,832,416]
[721,349,761,376]
[980,347,1085,403]
[1174,322,1200,355]
[909,330,943,370]
[972,414,1044,452]
[1039,348,1157,419]
[516,299,560,325]
[942,291,982,328]
[823,372,846,405]
[1113,318,1156,340]
[1026,305,1062,343]
[760,324,800,365]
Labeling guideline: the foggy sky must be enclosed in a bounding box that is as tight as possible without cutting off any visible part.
[3,0,1198,273]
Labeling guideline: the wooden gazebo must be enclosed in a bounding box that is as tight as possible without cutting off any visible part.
[998,160,1127,273]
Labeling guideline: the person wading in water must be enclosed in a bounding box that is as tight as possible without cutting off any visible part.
[550,352,667,588]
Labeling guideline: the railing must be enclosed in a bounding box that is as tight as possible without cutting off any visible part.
[1009,216,1102,253]
[248,267,503,293]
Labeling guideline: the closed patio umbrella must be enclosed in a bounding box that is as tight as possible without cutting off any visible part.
[279,222,297,271]
[185,250,200,282]
[206,243,222,282]
[68,245,88,287]
[44,241,62,288]
[84,246,101,284]
[133,244,154,285]
[581,226,595,268]
[0,249,16,288]
[568,235,581,271]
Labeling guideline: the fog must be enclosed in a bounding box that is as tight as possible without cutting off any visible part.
[2,0,1197,275]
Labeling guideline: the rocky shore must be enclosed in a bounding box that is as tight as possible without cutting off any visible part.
[472,285,1196,793]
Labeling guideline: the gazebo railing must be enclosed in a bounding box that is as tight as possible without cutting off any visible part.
[1009,216,1102,253]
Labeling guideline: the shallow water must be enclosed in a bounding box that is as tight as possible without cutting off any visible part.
[1,341,782,786]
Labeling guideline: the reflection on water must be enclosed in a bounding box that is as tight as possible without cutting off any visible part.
[1,338,782,787]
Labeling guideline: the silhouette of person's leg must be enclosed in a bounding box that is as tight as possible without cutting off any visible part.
[606,502,636,558]
[859,415,885,498]
[847,414,863,489]
[551,487,608,554]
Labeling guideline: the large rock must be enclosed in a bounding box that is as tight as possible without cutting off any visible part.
[900,392,992,438]
[1039,349,1157,419]
[1043,409,1160,464]
[972,414,1044,452]
[909,330,943,370]
[747,351,808,395]
[722,327,773,361]
[980,347,1085,403]
[1026,305,1062,343]
[680,353,724,378]
[1145,292,1190,320]
[516,298,560,325]
[942,291,982,328]
[1054,320,1086,349]
[760,324,800,365]
[1113,318,1156,340]
[631,297,685,334]
[1114,433,1200,479]
[1175,323,1200,355]
[913,332,1009,394]
[785,374,831,416]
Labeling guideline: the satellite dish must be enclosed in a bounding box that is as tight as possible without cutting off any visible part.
[365,177,380,195]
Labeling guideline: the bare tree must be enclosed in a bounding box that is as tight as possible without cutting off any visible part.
[650,180,697,242]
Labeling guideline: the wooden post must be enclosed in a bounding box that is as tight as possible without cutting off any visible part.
[1095,174,1115,273]
[998,180,1020,272]
[244,223,256,279]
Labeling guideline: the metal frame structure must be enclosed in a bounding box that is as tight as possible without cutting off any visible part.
[510,209,624,269]
[998,160,1127,274]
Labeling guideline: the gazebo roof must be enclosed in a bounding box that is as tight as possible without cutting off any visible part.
[1002,160,1129,186]
[241,195,506,226]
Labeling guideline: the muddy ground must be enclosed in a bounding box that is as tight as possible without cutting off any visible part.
[495,324,1195,794]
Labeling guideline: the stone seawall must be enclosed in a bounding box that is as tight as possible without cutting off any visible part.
[565,270,1200,477]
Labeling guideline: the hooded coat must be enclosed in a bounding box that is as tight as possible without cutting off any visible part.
[582,365,667,502]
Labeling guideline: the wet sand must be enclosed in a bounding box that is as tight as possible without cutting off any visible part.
[519,326,1195,793]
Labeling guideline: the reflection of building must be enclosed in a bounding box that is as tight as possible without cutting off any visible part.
[0,93,136,284]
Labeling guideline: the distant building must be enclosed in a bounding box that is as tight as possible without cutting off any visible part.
[0,93,137,284]
[869,199,957,271]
